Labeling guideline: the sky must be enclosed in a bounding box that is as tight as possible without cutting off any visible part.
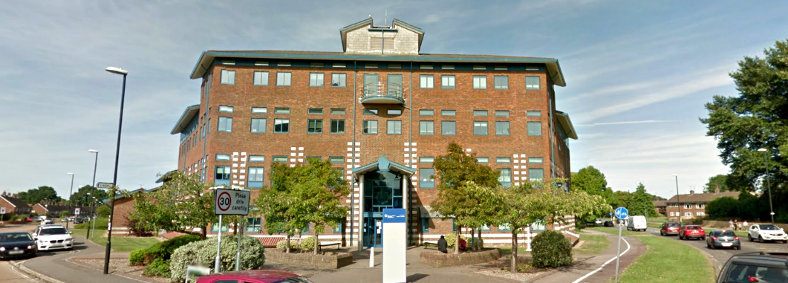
[0,1,786,199]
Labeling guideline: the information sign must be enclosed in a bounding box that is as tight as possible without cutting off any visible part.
[214,189,250,215]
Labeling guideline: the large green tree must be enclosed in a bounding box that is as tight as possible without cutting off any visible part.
[571,166,615,215]
[701,39,787,198]
[628,183,656,217]
[69,185,109,206]
[18,186,61,204]
[704,174,730,193]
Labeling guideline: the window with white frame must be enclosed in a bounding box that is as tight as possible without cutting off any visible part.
[276,72,291,86]
[363,120,377,134]
[473,76,486,89]
[250,118,266,133]
[309,73,324,87]
[499,168,512,187]
[419,75,434,89]
[220,70,235,85]
[441,75,455,89]
[419,121,434,135]
[331,73,346,87]
[525,76,540,90]
[248,167,264,188]
[494,75,508,89]
[218,117,232,132]
[253,71,269,86]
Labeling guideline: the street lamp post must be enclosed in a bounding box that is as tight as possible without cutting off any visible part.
[757,148,774,224]
[89,149,98,239]
[67,173,74,229]
[673,174,681,225]
[104,66,128,275]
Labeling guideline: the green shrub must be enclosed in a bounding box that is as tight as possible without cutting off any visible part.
[276,239,301,252]
[470,237,483,250]
[532,230,572,268]
[445,233,469,248]
[96,205,110,217]
[129,249,146,266]
[142,258,170,277]
[300,236,320,251]
[170,235,265,282]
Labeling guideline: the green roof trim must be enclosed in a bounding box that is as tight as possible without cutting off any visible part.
[555,110,578,139]
[392,18,424,33]
[170,104,200,135]
[352,156,416,176]
[339,17,373,32]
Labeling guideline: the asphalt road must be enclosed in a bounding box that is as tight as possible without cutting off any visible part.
[645,227,788,273]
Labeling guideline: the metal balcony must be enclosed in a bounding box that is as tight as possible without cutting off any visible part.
[360,82,405,105]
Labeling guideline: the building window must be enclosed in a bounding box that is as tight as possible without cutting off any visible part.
[420,168,435,188]
[331,108,346,115]
[364,74,379,95]
[684,204,691,209]
[250,118,266,133]
[215,166,230,186]
[328,156,344,163]
[495,121,510,136]
[246,217,262,233]
[330,119,345,134]
[421,218,430,232]
[219,105,234,113]
[684,212,692,217]
[249,155,264,162]
[252,107,267,114]
[419,121,434,135]
[499,168,512,187]
[441,121,456,136]
[525,76,540,90]
[473,110,488,117]
[526,110,541,117]
[276,72,291,86]
[441,75,455,89]
[272,156,287,163]
[388,74,402,96]
[364,109,378,115]
[495,110,510,117]
[441,110,456,116]
[498,223,512,232]
[307,119,323,134]
[253,71,269,86]
[527,121,542,136]
[528,157,543,164]
[274,118,289,133]
[215,154,230,161]
[420,75,434,89]
[309,73,324,87]
[248,167,264,188]
[363,120,378,134]
[529,168,544,180]
[494,75,508,89]
[274,107,290,114]
[496,157,511,164]
[473,76,487,89]
[308,108,323,115]
[331,73,346,87]
[419,109,434,116]
[419,157,434,163]
[333,222,343,234]
[474,121,488,136]
[220,70,235,85]
[218,117,232,132]
[387,120,402,135]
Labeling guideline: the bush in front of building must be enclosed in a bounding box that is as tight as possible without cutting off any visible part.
[170,235,265,282]
[276,239,301,252]
[130,234,202,266]
[444,233,469,249]
[142,258,170,277]
[300,236,320,251]
[532,230,572,268]
[129,249,146,266]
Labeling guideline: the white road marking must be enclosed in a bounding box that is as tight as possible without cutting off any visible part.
[572,236,632,283]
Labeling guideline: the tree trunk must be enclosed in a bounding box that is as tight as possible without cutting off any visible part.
[454,226,460,254]
[477,229,482,251]
[314,231,319,255]
[286,234,291,253]
[233,217,238,236]
[201,225,207,240]
[470,228,475,251]
[511,230,518,273]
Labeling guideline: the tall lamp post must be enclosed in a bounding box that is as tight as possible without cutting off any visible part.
[67,172,74,229]
[757,148,774,224]
[103,66,128,275]
[88,149,98,238]
[673,174,681,225]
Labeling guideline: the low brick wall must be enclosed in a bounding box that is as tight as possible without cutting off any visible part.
[420,248,501,267]
[266,249,353,269]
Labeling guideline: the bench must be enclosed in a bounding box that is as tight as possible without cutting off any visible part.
[318,241,342,252]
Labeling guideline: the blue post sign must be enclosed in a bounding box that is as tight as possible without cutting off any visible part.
[614,207,628,220]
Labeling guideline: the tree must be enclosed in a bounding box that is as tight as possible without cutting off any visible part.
[704,174,730,193]
[69,185,109,206]
[433,142,500,254]
[628,183,656,217]
[571,166,615,218]
[18,186,60,204]
[701,40,787,198]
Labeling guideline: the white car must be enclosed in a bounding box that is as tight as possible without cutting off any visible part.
[32,225,73,251]
[748,224,788,243]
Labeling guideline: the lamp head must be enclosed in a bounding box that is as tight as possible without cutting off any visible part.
[88,149,98,153]
[105,67,128,75]
[67,172,74,175]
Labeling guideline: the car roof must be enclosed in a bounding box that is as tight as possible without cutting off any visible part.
[197,270,305,282]
[0,232,30,235]
[726,252,788,268]
[39,224,66,229]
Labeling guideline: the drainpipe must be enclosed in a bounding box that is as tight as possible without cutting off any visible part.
[548,86,556,179]
[350,61,357,248]
[408,61,414,245]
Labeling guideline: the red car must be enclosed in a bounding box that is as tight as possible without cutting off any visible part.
[660,222,680,236]
[196,270,312,283]
[679,225,705,240]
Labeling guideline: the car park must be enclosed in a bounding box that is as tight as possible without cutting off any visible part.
[0,232,37,259]
[679,225,705,240]
[196,270,312,283]
[748,224,788,243]
[706,229,740,250]
[32,224,73,251]
[717,252,788,283]
[660,222,680,236]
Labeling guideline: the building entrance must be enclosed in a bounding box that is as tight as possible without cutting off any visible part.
[363,170,402,247]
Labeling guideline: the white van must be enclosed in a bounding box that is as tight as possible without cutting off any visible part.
[626,215,647,232]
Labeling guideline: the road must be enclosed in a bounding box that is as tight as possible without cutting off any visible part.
[645,227,788,273]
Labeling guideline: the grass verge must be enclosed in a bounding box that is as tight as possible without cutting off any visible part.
[69,219,159,252]
[588,226,646,237]
[574,233,609,255]
[646,216,667,228]
[619,236,715,283]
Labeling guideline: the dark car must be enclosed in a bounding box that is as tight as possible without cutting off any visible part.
[604,220,614,227]
[196,270,312,283]
[706,229,740,250]
[660,222,680,236]
[0,232,37,259]
[679,225,705,240]
[717,252,788,283]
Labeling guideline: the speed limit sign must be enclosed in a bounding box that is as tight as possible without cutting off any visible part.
[214,189,250,215]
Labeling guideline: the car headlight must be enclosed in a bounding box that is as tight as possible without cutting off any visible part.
[27,245,33,249]
[0,247,5,252]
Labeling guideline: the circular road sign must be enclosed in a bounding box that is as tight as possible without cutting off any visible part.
[614,207,629,219]
[217,191,232,212]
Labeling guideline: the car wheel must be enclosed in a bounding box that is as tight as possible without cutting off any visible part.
[661,231,664,236]
[707,242,712,249]
[749,235,754,242]
[734,245,740,250]
[759,236,764,242]
[701,236,705,241]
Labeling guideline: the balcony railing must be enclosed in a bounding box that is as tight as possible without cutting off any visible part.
[361,82,405,105]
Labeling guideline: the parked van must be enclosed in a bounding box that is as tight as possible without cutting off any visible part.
[627,215,648,231]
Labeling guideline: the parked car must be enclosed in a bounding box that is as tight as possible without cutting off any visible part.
[660,222,680,236]
[0,232,37,259]
[41,219,54,225]
[626,215,647,232]
[748,224,788,243]
[679,225,705,240]
[196,270,312,283]
[706,229,741,250]
[717,252,788,283]
[32,224,73,251]
[603,220,614,227]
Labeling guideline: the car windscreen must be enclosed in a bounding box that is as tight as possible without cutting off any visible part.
[686,225,701,229]
[720,231,736,236]
[39,228,67,235]
[667,223,679,227]
[760,225,779,230]
[0,233,32,242]
[725,263,788,283]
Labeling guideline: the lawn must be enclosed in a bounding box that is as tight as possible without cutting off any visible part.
[619,236,715,283]
[646,216,667,228]
[588,226,646,237]
[574,233,609,255]
[69,218,159,252]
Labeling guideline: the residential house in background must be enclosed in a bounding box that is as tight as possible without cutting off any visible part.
[666,190,739,221]
[0,195,31,215]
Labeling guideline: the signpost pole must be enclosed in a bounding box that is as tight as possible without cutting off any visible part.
[214,214,223,273]
[236,219,243,271]
[615,221,622,283]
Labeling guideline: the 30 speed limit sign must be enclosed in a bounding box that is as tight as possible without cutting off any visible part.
[214,189,250,215]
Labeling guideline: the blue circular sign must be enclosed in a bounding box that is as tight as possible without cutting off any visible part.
[614,207,629,219]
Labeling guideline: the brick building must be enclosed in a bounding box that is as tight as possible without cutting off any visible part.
[666,190,739,221]
[171,18,577,247]
[0,195,30,215]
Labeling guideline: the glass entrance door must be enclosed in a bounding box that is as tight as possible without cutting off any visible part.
[363,170,402,247]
